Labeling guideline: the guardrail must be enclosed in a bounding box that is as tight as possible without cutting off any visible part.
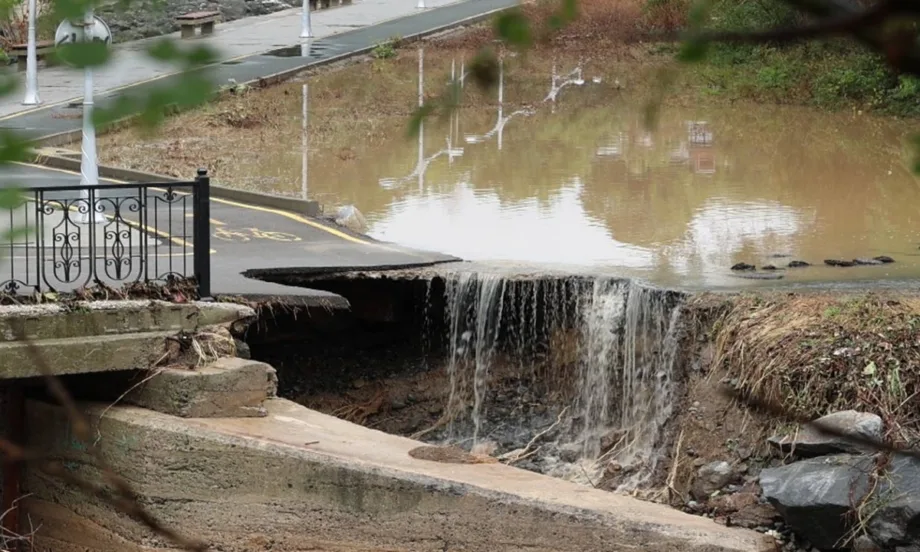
[0,169,211,297]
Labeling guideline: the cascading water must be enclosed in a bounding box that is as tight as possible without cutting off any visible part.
[433,270,684,490]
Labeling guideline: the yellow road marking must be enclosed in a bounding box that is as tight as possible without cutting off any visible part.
[13,162,374,245]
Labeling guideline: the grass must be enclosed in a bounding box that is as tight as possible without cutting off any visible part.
[698,292,920,446]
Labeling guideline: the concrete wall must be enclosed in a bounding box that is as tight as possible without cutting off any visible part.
[97,0,301,42]
[21,399,774,552]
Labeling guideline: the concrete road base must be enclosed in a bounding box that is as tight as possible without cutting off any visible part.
[125,357,278,418]
[21,399,776,552]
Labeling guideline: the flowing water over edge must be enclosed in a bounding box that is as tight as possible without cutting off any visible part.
[432,270,684,488]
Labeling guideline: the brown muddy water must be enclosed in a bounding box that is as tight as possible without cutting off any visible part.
[228,54,920,288]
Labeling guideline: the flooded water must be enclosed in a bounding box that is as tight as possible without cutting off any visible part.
[275,52,920,288]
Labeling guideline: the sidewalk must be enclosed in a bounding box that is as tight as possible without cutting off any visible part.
[0,0,516,122]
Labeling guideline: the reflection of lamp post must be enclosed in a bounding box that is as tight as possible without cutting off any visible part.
[545,63,585,104]
[379,47,464,190]
[22,0,40,105]
[464,57,534,149]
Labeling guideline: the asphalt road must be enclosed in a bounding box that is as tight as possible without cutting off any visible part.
[1,163,459,301]
[0,1,517,301]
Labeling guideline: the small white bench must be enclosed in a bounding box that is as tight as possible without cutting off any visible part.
[176,11,221,39]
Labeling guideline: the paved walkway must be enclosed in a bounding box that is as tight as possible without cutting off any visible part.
[1,0,517,139]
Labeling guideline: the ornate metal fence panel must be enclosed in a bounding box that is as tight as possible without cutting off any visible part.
[0,171,211,297]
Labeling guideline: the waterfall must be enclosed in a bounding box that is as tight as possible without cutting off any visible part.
[434,270,684,488]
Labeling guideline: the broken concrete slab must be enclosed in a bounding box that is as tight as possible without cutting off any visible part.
[768,410,883,457]
[0,300,255,342]
[23,399,775,552]
[125,357,278,418]
[0,301,256,380]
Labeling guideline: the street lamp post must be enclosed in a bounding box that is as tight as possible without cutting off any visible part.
[300,0,313,38]
[416,0,426,9]
[302,83,309,201]
[79,9,103,224]
[22,0,41,105]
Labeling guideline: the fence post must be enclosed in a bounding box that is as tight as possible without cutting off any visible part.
[193,168,212,300]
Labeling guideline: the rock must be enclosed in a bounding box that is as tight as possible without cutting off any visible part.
[867,454,920,549]
[853,258,884,266]
[787,260,810,268]
[334,205,369,234]
[732,272,786,280]
[733,502,780,530]
[352,378,367,389]
[852,535,882,552]
[825,259,855,267]
[768,410,883,457]
[760,454,874,550]
[762,265,779,271]
[731,262,755,271]
[874,255,895,264]
[691,461,736,501]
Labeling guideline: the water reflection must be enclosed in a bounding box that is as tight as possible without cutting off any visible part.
[253,56,920,288]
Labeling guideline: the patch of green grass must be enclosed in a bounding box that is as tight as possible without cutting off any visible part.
[371,36,401,60]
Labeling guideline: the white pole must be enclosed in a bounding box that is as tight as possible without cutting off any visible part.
[302,83,308,201]
[79,10,102,224]
[300,0,313,38]
[497,57,504,151]
[418,47,424,191]
[22,0,41,105]
[416,0,425,9]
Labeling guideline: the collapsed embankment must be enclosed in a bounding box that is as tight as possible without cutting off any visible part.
[242,266,920,551]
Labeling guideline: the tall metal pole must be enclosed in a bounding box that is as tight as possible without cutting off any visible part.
[300,0,313,38]
[416,0,426,9]
[22,0,41,105]
[302,83,308,201]
[417,47,424,191]
[79,10,102,224]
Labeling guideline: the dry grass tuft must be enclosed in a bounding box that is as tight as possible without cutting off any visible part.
[701,292,920,445]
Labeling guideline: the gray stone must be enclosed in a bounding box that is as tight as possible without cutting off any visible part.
[867,454,920,549]
[691,461,736,501]
[767,410,883,457]
[760,454,874,550]
[852,535,882,552]
[125,357,278,417]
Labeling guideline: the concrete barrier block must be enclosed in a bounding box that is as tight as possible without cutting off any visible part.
[125,357,277,418]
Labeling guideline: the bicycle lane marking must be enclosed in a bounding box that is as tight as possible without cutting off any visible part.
[15,162,433,257]
[13,163,382,246]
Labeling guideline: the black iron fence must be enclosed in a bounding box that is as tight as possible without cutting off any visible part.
[0,169,211,297]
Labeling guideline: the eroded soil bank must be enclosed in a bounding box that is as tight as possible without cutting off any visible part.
[241,270,920,552]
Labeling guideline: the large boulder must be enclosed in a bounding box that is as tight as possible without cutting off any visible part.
[768,410,883,457]
[760,454,874,550]
[867,453,920,549]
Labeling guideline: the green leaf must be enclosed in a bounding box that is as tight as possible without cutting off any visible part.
[184,45,219,67]
[560,0,578,23]
[57,41,111,68]
[494,10,532,48]
[147,38,180,62]
[0,130,30,164]
[468,48,500,90]
[406,103,436,138]
[677,38,709,63]
[0,187,26,210]
[863,361,877,376]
